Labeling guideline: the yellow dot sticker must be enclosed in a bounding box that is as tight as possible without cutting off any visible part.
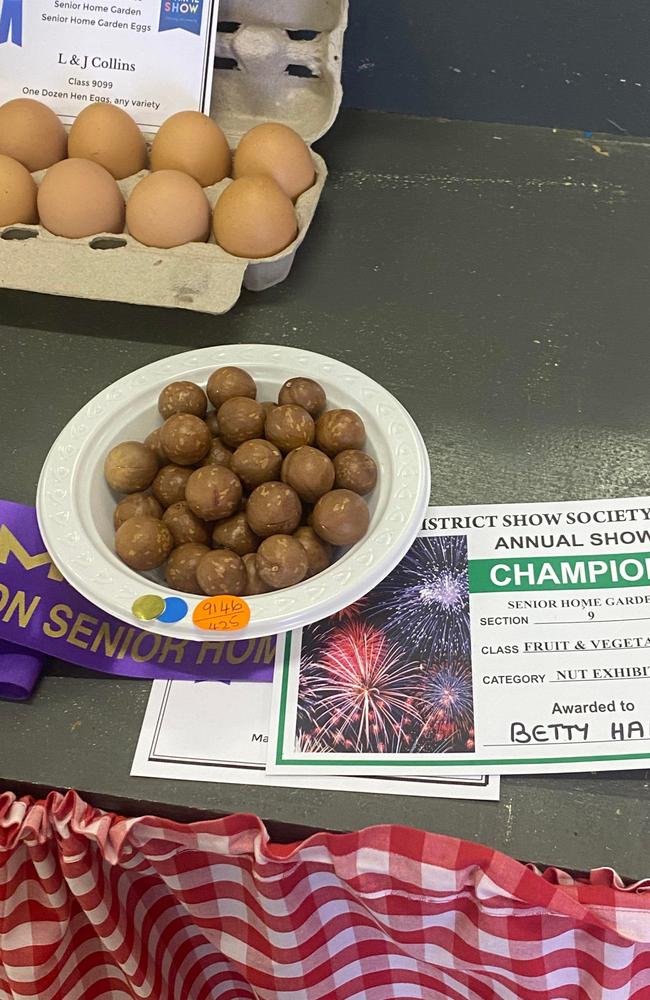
[192,596,251,632]
[132,594,166,621]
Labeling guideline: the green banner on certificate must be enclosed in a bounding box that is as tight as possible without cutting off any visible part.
[469,552,650,592]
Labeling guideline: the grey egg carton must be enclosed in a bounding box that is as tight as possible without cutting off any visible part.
[0,0,347,314]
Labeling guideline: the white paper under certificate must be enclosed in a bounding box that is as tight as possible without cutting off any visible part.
[0,0,219,129]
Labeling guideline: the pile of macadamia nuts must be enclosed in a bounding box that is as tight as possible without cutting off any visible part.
[103,367,378,597]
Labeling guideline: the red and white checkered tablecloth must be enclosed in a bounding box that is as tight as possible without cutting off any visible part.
[0,790,649,999]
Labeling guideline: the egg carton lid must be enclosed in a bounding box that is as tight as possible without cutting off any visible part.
[211,0,348,145]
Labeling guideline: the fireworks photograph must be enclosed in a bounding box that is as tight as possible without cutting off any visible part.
[368,535,471,661]
[295,535,476,755]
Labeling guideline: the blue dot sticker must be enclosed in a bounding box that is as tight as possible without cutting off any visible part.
[157,597,188,623]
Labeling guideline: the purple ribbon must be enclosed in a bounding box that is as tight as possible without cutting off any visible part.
[0,500,275,699]
[0,640,41,700]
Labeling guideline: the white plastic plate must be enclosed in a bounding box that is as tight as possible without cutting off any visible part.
[37,345,431,640]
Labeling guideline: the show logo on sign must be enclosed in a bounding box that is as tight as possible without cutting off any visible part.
[0,0,22,47]
[159,0,203,36]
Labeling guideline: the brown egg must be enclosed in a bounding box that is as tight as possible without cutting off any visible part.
[127,170,211,248]
[234,123,315,201]
[0,155,38,227]
[68,103,147,180]
[38,159,125,238]
[0,98,67,172]
[151,111,231,187]
[213,176,297,259]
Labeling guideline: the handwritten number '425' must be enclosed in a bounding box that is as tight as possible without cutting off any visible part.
[208,618,240,631]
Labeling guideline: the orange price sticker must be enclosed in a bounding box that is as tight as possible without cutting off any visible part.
[192,595,251,633]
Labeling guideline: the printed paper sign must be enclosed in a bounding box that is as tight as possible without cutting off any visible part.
[0,0,219,129]
[132,679,500,800]
[268,498,650,776]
